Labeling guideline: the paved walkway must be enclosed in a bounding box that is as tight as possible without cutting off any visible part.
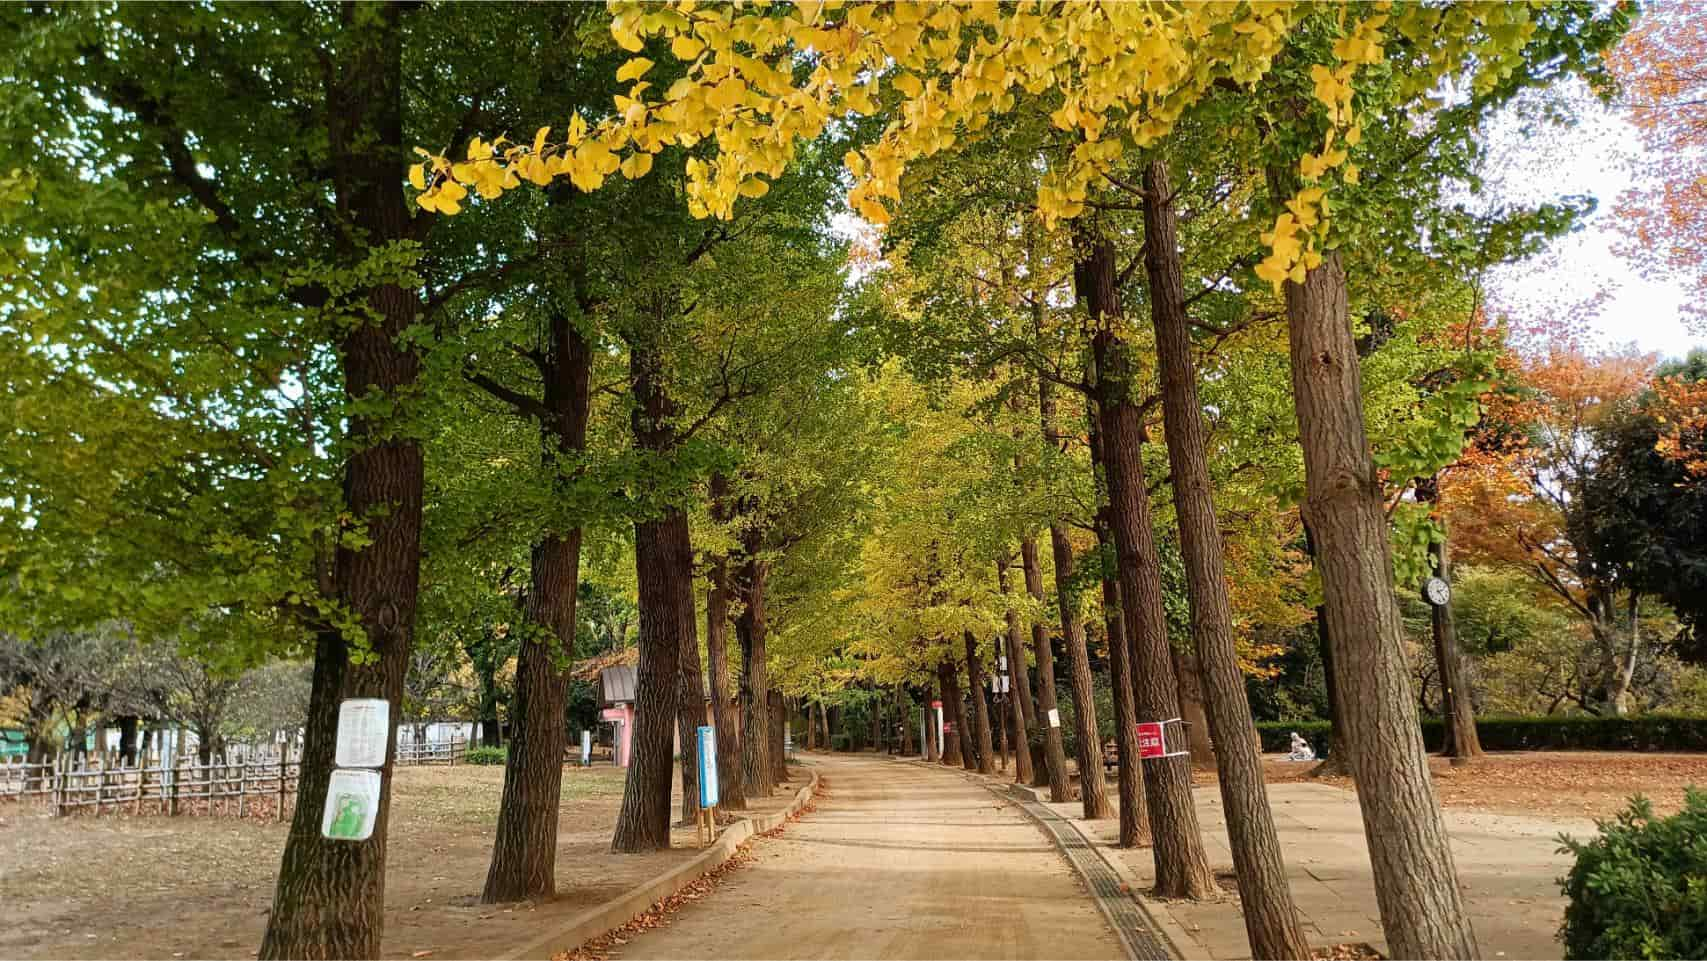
[614,754,1124,960]
[1060,776,1595,960]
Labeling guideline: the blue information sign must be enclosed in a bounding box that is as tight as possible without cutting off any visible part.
[696,725,718,809]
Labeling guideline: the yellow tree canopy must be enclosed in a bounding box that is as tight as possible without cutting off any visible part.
[414,1,1540,287]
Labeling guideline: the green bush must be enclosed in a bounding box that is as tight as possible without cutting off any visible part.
[1253,714,1707,754]
[464,745,506,765]
[1558,790,1707,960]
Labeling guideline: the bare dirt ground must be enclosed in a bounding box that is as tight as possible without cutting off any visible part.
[1252,750,1707,819]
[0,762,787,961]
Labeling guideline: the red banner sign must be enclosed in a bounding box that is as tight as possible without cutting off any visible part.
[600,707,625,722]
[1136,722,1166,759]
[931,700,942,708]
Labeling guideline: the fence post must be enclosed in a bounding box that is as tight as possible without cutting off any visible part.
[52,754,63,817]
[237,758,248,819]
[275,750,286,822]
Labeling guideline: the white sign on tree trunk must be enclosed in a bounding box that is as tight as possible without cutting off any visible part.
[335,698,390,769]
[321,768,381,841]
[1047,708,1061,728]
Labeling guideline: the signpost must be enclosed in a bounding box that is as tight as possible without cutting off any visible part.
[580,729,592,767]
[1136,718,1189,760]
[323,698,389,842]
[695,726,718,847]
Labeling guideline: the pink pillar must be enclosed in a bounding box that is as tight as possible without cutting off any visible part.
[617,705,634,767]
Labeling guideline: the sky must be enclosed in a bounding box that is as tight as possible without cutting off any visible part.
[1480,86,1703,362]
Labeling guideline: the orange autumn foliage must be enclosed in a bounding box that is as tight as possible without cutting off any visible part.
[1609,6,1707,331]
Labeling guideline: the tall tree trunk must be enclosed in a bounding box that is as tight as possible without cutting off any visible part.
[1418,479,1482,764]
[869,683,882,752]
[1091,418,1151,848]
[1082,230,1214,900]
[1302,524,1350,776]
[677,614,706,824]
[992,684,1009,771]
[1039,380,1114,820]
[611,336,690,854]
[1051,521,1114,820]
[116,716,140,766]
[1143,160,1309,957]
[1283,249,1478,959]
[923,676,940,762]
[484,318,591,903]
[703,486,745,809]
[964,631,998,774]
[770,692,788,782]
[261,10,424,955]
[898,686,914,756]
[1172,650,1217,765]
[997,559,1038,786]
[937,660,966,768]
[737,552,773,797]
[1022,538,1073,802]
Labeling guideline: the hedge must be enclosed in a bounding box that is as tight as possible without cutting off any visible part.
[463,745,507,765]
[1254,713,1707,754]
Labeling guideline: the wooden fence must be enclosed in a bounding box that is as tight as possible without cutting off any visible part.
[0,750,301,819]
[1,736,474,820]
[394,737,467,766]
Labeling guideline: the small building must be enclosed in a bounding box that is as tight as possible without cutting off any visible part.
[597,664,637,767]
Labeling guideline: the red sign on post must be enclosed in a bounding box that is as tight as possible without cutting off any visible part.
[931,700,942,708]
[1136,722,1166,759]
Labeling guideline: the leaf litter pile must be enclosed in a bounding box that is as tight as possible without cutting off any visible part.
[552,773,827,961]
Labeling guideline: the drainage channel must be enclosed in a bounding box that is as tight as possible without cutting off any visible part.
[1003,788,1175,961]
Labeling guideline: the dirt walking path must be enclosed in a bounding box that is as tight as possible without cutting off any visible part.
[610,754,1123,961]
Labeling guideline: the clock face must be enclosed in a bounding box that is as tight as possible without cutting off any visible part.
[1424,577,1452,606]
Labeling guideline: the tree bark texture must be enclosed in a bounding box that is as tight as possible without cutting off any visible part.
[898,687,914,756]
[964,631,998,774]
[1082,232,1213,899]
[1172,649,1217,765]
[737,553,773,797]
[611,338,691,854]
[703,491,746,809]
[1099,541,1151,849]
[769,692,788,782]
[1143,160,1308,957]
[1051,521,1114,820]
[1284,251,1478,959]
[997,560,1038,786]
[483,318,591,903]
[1040,379,1113,820]
[1022,537,1073,801]
[1429,526,1483,761]
[677,610,707,824]
[261,10,423,956]
[922,676,940,762]
[937,660,966,768]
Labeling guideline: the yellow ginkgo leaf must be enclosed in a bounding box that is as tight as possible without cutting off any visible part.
[672,34,705,60]
[616,57,655,83]
[532,126,550,154]
[408,164,426,191]
[621,151,654,180]
[737,177,770,198]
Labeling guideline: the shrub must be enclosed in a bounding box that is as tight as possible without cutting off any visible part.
[1558,789,1707,960]
[463,745,506,765]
